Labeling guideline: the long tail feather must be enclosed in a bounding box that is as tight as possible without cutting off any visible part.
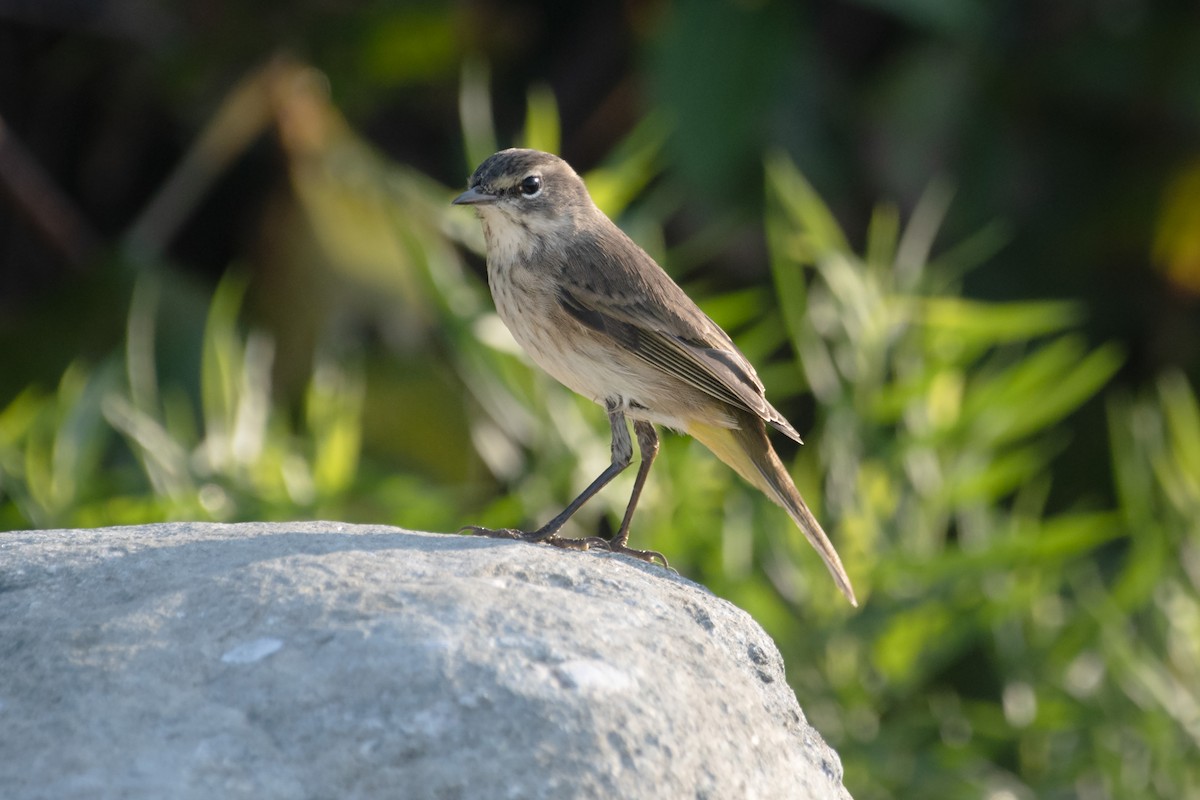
[688,416,857,606]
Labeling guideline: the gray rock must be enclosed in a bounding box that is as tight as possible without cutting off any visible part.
[0,521,851,800]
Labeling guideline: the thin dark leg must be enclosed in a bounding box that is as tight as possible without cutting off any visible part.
[606,420,669,567]
[527,405,633,540]
[461,403,633,550]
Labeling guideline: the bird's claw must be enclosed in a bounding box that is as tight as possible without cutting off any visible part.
[460,525,669,569]
[458,524,529,541]
[609,545,672,570]
[460,525,609,552]
[544,534,611,552]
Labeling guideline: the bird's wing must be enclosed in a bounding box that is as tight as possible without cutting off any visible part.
[555,231,803,443]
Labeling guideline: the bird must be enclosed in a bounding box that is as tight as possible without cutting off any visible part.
[452,148,856,605]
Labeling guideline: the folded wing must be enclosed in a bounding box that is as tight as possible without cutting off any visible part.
[557,283,803,444]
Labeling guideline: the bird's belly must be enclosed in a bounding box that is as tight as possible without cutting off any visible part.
[491,286,697,431]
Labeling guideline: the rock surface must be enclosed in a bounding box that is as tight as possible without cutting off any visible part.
[0,521,852,799]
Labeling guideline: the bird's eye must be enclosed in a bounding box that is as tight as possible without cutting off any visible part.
[518,175,543,197]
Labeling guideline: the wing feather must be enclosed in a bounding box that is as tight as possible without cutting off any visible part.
[549,221,804,442]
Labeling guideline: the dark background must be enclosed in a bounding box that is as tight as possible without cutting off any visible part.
[5,0,1198,389]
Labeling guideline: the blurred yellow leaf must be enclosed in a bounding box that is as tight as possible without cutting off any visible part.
[1153,159,1200,296]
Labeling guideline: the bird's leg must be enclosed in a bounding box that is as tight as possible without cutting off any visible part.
[461,402,633,552]
[526,403,634,549]
[606,420,669,568]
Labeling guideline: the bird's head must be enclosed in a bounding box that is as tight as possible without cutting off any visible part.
[452,149,595,248]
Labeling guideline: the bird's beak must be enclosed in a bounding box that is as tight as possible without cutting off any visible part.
[451,186,497,206]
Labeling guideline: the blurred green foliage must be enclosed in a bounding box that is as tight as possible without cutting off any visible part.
[4,2,1200,797]
[756,154,1199,799]
[3,72,1198,798]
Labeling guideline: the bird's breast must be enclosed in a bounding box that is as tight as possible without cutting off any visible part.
[486,255,718,433]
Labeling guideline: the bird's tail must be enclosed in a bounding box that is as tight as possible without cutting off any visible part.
[688,415,857,606]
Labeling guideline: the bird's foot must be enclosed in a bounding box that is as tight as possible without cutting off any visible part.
[459,525,668,568]
[546,535,612,552]
[608,544,671,570]
[459,525,610,552]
